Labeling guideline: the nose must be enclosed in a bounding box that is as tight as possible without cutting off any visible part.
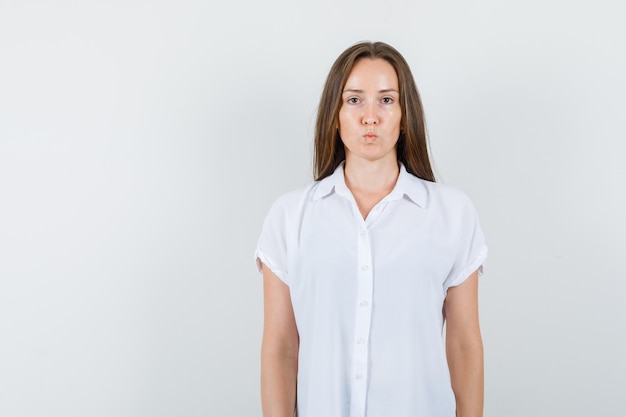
[362,102,378,125]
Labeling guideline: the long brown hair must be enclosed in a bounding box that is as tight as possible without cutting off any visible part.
[313,41,435,182]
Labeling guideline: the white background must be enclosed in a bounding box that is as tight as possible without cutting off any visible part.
[1,0,624,416]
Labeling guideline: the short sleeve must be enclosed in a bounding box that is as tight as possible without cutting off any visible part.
[255,198,289,285]
[443,196,488,292]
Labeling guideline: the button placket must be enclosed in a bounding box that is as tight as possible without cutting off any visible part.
[350,221,374,417]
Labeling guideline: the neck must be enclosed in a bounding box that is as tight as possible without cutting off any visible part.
[343,156,400,195]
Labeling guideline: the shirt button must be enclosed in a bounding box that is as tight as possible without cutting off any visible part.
[360,230,367,237]
[361,265,369,271]
[355,373,363,380]
[356,338,365,344]
[359,300,369,307]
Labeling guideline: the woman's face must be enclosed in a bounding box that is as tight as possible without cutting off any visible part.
[338,58,402,165]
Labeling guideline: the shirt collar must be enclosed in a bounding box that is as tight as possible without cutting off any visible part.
[312,162,429,208]
[389,163,428,208]
[312,162,350,201]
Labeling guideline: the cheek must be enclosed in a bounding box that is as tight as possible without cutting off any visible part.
[337,108,352,133]
[390,109,402,129]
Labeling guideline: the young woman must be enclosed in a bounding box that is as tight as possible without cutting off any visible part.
[256,41,487,417]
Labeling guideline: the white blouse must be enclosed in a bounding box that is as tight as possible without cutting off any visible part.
[255,163,487,417]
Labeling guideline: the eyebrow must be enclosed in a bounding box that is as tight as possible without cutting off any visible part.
[342,88,399,94]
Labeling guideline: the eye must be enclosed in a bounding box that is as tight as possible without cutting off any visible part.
[347,97,360,104]
[381,97,394,104]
